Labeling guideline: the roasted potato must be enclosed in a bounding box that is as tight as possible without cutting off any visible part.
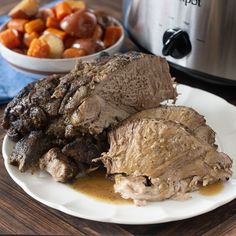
[60,10,97,38]
[72,38,104,54]
[9,0,39,19]
[40,33,64,58]
[63,48,87,58]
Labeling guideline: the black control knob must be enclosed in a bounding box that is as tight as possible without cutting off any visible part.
[162,28,191,59]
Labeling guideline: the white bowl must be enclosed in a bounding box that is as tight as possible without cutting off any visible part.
[0,18,124,75]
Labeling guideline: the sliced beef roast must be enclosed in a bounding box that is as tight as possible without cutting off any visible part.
[54,51,177,134]
[3,52,177,182]
[125,106,216,146]
[2,52,177,140]
[97,119,232,205]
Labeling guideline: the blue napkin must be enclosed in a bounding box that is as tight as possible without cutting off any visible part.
[0,1,60,104]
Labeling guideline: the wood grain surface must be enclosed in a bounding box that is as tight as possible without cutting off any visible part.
[1,1,236,235]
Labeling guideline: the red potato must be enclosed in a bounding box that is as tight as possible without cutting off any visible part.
[64,36,76,49]
[65,0,86,11]
[40,33,64,58]
[63,48,87,58]
[72,38,104,54]
[9,0,39,19]
[60,9,97,38]
[95,11,116,29]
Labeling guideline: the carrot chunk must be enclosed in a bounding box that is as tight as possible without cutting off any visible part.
[55,2,72,21]
[103,26,122,48]
[46,16,60,29]
[7,19,29,33]
[0,29,21,49]
[27,38,50,58]
[44,28,67,40]
[25,19,45,34]
[63,48,87,58]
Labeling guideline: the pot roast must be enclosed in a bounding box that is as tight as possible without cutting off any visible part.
[2,51,232,204]
[2,52,177,182]
[97,108,232,205]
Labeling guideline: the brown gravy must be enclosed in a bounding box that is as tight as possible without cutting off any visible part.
[199,182,224,196]
[71,170,224,202]
[71,169,132,204]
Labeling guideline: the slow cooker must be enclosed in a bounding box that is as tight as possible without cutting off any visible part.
[123,0,236,85]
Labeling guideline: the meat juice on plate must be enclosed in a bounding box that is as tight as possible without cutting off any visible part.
[71,169,132,204]
[199,182,224,196]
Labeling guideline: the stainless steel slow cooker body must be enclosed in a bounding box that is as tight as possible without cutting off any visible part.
[123,0,236,83]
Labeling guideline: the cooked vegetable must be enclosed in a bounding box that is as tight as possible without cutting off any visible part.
[9,0,39,19]
[65,0,86,11]
[64,36,76,49]
[40,33,64,58]
[1,0,122,59]
[23,31,39,48]
[72,38,104,54]
[46,16,60,29]
[96,12,115,29]
[44,28,67,40]
[104,26,122,48]
[55,2,72,21]
[0,29,21,49]
[7,19,28,33]
[60,10,97,38]
[38,8,56,21]
[93,24,103,40]
[63,48,87,58]
[27,38,50,58]
[25,19,45,34]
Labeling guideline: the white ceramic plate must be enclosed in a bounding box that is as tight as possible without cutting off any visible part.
[2,84,236,224]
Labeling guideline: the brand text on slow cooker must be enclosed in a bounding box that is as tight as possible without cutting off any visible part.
[180,0,201,7]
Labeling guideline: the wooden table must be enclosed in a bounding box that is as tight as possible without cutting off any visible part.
[1,1,236,235]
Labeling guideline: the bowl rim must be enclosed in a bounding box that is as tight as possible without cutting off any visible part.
[0,16,125,62]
